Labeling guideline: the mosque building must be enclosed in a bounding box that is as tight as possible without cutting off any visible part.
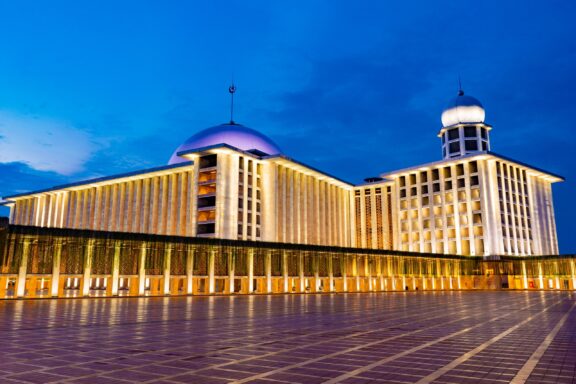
[0,87,572,300]
[1,89,562,258]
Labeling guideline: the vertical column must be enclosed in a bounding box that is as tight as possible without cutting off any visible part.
[111,242,121,296]
[538,262,544,290]
[265,251,272,294]
[138,243,147,295]
[328,254,334,292]
[521,261,528,290]
[313,256,320,292]
[186,247,194,294]
[0,276,6,298]
[228,252,235,294]
[82,240,94,296]
[342,255,348,292]
[366,256,373,292]
[16,240,30,298]
[208,249,215,294]
[50,240,63,297]
[282,251,289,293]
[377,258,384,291]
[299,253,305,292]
[163,247,171,295]
[570,260,576,290]
[355,257,361,291]
[247,249,254,293]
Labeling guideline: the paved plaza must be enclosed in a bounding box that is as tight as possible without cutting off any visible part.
[0,292,574,384]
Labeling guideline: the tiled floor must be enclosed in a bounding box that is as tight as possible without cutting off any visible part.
[0,292,574,383]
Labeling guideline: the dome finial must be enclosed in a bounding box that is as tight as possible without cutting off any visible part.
[228,81,236,124]
[458,76,464,96]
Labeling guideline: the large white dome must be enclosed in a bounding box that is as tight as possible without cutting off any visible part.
[169,123,282,164]
[441,91,485,127]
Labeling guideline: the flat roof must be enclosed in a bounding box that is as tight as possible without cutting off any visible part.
[179,143,354,187]
[379,151,564,183]
[3,161,194,200]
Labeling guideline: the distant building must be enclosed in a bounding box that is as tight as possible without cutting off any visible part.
[1,90,563,256]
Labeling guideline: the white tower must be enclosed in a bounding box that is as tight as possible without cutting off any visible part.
[439,90,492,159]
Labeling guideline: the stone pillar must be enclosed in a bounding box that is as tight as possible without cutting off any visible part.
[186,248,194,295]
[111,242,121,296]
[16,240,30,298]
[265,251,272,294]
[282,251,289,293]
[208,249,215,294]
[570,260,576,290]
[355,257,360,292]
[247,250,254,293]
[342,255,348,292]
[138,243,147,295]
[50,240,63,297]
[0,276,7,298]
[538,262,545,290]
[313,256,320,292]
[81,240,94,296]
[298,254,305,292]
[366,257,372,292]
[163,247,172,295]
[522,261,528,290]
[328,254,334,292]
[27,276,37,298]
[228,252,235,294]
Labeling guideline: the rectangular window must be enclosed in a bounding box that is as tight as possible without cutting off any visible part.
[464,126,476,137]
[465,140,478,151]
[448,129,459,141]
[469,161,478,173]
[481,128,487,139]
[449,142,460,154]
[470,175,479,186]
[456,164,464,176]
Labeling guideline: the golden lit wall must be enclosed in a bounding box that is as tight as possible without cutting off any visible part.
[353,184,396,249]
[10,166,196,237]
[272,163,352,247]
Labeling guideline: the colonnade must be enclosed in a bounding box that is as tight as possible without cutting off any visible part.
[1,227,575,299]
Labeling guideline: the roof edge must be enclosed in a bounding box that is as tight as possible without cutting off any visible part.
[3,161,194,200]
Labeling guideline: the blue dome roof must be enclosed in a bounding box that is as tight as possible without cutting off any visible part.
[169,123,282,164]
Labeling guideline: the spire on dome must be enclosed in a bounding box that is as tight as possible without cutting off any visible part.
[228,82,237,124]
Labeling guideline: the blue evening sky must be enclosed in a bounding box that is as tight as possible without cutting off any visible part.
[0,1,574,252]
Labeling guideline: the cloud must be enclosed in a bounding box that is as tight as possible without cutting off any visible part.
[0,110,97,175]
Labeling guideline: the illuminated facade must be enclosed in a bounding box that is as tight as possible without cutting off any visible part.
[0,90,563,258]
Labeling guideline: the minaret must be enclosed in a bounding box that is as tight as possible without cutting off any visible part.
[438,89,492,159]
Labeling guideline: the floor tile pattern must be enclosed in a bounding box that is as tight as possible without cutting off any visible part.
[0,292,574,383]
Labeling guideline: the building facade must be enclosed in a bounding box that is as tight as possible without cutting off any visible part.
[1,91,563,257]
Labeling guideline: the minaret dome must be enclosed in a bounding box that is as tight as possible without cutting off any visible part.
[439,90,492,159]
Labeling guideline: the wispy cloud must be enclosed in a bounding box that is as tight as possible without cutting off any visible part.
[0,110,98,175]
